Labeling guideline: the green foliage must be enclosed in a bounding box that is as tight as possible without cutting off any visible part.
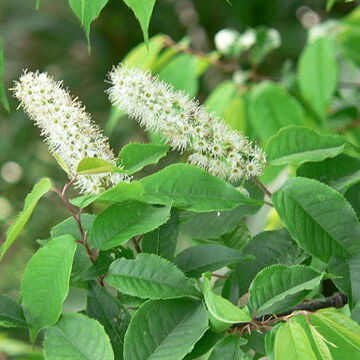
[248,265,323,317]
[3,1,360,359]
[0,38,9,112]
[205,81,246,131]
[273,177,360,262]
[0,295,26,328]
[309,309,360,357]
[274,320,318,359]
[123,299,208,360]
[266,126,348,166]
[21,235,76,342]
[89,200,171,250]
[118,143,169,173]
[77,157,125,175]
[106,253,200,299]
[70,182,144,208]
[86,283,130,360]
[174,244,250,278]
[139,164,261,212]
[229,230,304,300]
[207,334,245,360]
[68,0,110,46]
[141,209,179,260]
[202,274,251,326]
[297,154,360,193]
[44,313,114,360]
[159,54,199,96]
[1,178,52,261]
[249,82,304,141]
[122,0,156,44]
[298,37,338,121]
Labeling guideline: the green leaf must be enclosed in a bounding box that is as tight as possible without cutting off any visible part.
[76,157,125,175]
[346,183,360,218]
[123,299,208,360]
[248,264,323,317]
[50,214,95,240]
[227,229,304,301]
[159,54,198,96]
[290,314,333,360]
[309,324,333,360]
[202,275,251,325]
[106,253,200,299]
[205,81,247,131]
[139,164,260,212]
[208,334,245,360]
[86,282,130,360]
[0,39,9,112]
[141,209,179,260]
[338,7,360,66]
[50,214,95,283]
[68,0,109,47]
[179,205,258,241]
[174,244,250,278]
[122,34,166,70]
[118,143,169,173]
[297,154,360,193]
[123,0,156,44]
[89,200,171,250]
[298,37,338,120]
[205,81,238,117]
[326,0,336,10]
[220,221,251,250]
[266,126,347,166]
[78,246,133,282]
[329,253,360,307]
[310,309,360,358]
[70,181,144,208]
[44,313,114,360]
[35,0,41,9]
[0,295,26,328]
[274,320,318,360]
[265,325,280,360]
[1,178,52,261]
[21,235,77,342]
[183,331,225,360]
[273,177,360,262]
[249,82,304,141]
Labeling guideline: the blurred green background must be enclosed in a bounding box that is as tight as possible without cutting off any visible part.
[0,0,357,296]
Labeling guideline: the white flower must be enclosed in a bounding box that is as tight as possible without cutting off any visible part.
[238,29,256,49]
[107,65,266,181]
[214,28,239,54]
[13,71,129,194]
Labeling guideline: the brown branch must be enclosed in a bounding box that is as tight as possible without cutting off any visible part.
[336,119,360,133]
[131,236,142,254]
[52,188,97,264]
[163,36,238,72]
[252,178,272,198]
[230,292,348,334]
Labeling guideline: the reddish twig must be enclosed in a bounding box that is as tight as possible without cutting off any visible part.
[252,177,272,198]
[163,36,238,72]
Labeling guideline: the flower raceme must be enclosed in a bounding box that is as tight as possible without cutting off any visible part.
[107,65,266,182]
[12,71,128,194]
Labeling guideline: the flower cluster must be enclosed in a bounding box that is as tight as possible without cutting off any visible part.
[107,65,266,181]
[13,71,128,194]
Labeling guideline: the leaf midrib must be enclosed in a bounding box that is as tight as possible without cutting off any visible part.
[108,272,196,297]
[283,189,350,258]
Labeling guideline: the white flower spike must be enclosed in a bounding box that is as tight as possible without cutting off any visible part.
[13,71,128,194]
[107,65,266,182]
